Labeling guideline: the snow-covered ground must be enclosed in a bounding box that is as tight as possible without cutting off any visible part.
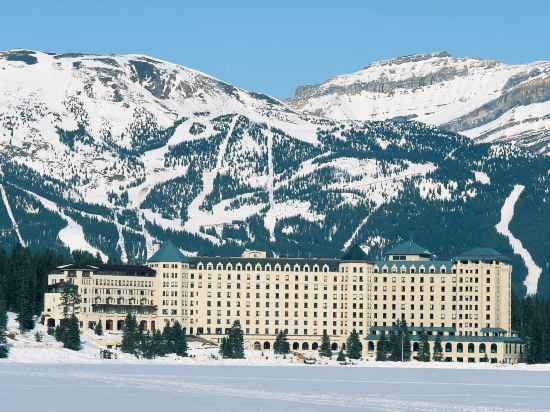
[2,313,550,411]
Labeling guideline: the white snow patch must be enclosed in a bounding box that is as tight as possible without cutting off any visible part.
[474,171,491,185]
[495,185,542,295]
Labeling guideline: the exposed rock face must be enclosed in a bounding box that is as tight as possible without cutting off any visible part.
[288,52,550,155]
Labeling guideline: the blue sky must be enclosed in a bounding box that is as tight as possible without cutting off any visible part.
[2,1,549,98]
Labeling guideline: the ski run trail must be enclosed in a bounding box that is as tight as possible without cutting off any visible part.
[184,114,239,238]
[495,184,542,295]
[0,183,25,247]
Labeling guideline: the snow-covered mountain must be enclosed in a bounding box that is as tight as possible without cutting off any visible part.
[0,49,549,297]
[288,52,550,154]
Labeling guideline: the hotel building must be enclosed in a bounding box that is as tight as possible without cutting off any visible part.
[42,241,523,363]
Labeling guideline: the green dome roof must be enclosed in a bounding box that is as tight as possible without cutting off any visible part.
[148,241,187,263]
[341,244,369,261]
[454,247,510,262]
[385,241,433,257]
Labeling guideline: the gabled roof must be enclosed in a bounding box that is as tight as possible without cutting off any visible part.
[148,241,187,263]
[385,241,433,257]
[341,244,369,261]
[454,247,510,262]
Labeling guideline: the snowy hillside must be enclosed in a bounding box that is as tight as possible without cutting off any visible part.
[0,49,549,296]
[289,52,550,154]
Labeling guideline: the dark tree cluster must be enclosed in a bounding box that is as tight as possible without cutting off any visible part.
[120,314,188,359]
[512,294,550,363]
[219,320,245,359]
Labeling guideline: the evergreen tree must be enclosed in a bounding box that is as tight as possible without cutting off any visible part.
[417,333,430,362]
[0,289,8,358]
[17,271,35,332]
[94,320,103,336]
[400,321,412,361]
[121,313,139,356]
[219,336,232,358]
[273,331,289,354]
[228,320,245,359]
[376,334,388,361]
[59,283,81,318]
[162,323,175,354]
[151,329,165,357]
[336,350,346,362]
[174,323,188,357]
[433,336,443,362]
[319,330,332,358]
[346,329,362,359]
[63,315,81,351]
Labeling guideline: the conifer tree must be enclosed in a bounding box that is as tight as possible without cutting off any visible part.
[274,331,289,354]
[59,284,81,318]
[0,289,8,358]
[346,329,362,359]
[417,333,430,362]
[400,321,412,361]
[94,320,103,336]
[219,336,232,358]
[152,329,164,357]
[433,336,443,362]
[376,334,388,361]
[319,330,332,358]
[336,350,346,362]
[63,315,81,351]
[228,320,245,358]
[121,313,139,355]
[173,322,188,357]
[162,323,175,354]
[17,272,35,332]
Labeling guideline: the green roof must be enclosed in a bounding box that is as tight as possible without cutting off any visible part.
[341,244,369,261]
[385,241,433,257]
[148,241,187,263]
[454,248,510,262]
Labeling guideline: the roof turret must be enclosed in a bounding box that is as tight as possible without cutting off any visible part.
[148,241,187,263]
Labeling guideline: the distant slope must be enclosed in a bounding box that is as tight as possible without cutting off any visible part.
[288,52,550,155]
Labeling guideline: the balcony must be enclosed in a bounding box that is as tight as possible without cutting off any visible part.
[91,304,157,315]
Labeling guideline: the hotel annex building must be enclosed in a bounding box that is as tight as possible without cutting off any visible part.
[43,241,524,363]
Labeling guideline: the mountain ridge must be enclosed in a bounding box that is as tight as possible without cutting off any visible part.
[0,49,549,297]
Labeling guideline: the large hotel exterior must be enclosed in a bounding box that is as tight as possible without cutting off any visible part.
[43,241,524,363]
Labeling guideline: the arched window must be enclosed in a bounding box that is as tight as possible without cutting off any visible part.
[254,342,261,350]
[226,263,233,271]
[440,266,447,274]
[445,342,452,352]
[197,262,204,270]
[419,266,425,274]
[303,265,310,272]
[275,264,281,271]
[245,263,252,271]
[216,263,223,270]
[391,266,397,273]
[302,342,309,350]
[332,342,339,351]
[479,343,486,353]
[265,264,271,272]
[491,343,497,354]
[236,263,242,271]
[294,264,301,272]
[292,342,299,350]
[468,343,475,353]
[400,266,407,273]
[311,342,318,350]
[206,263,213,270]
[255,264,262,271]
[263,341,270,350]
[413,342,420,352]
[322,265,329,273]
[429,266,435,274]
[457,343,463,353]
[284,264,291,272]
[410,266,416,274]
[313,265,319,272]
[374,267,379,273]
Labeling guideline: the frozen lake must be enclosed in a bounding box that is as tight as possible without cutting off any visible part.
[1,363,549,411]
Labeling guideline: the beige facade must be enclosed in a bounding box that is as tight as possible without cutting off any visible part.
[42,241,523,363]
